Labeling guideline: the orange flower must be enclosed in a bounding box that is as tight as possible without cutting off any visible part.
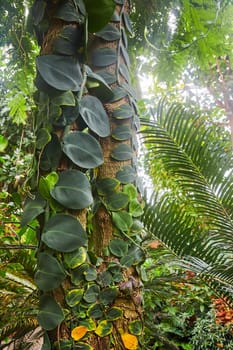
[71,325,88,341]
[121,333,138,350]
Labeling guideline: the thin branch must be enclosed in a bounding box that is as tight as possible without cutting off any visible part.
[0,244,37,250]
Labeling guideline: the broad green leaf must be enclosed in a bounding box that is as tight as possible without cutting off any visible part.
[107,86,128,102]
[40,134,62,171]
[97,271,112,287]
[131,219,143,234]
[129,199,143,217]
[35,252,66,291]
[53,26,83,56]
[32,0,46,26]
[38,295,65,331]
[111,144,133,161]
[83,284,100,303]
[0,135,8,152]
[36,128,51,150]
[96,178,120,196]
[128,245,145,265]
[80,95,110,137]
[120,255,135,267]
[122,12,133,35]
[64,247,87,269]
[95,70,117,85]
[123,184,137,200]
[62,131,103,169]
[71,264,89,285]
[96,24,121,41]
[86,68,113,100]
[112,125,132,141]
[54,1,84,22]
[106,307,123,321]
[109,238,128,257]
[42,214,87,252]
[51,90,75,106]
[51,169,93,209]
[119,63,130,83]
[112,211,133,232]
[112,104,134,120]
[99,287,118,305]
[57,340,72,350]
[116,165,137,184]
[95,320,113,337]
[92,48,117,67]
[21,193,46,227]
[87,303,103,319]
[105,192,129,211]
[36,55,82,91]
[129,320,143,335]
[84,266,97,282]
[84,0,115,33]
[65,288,84,307]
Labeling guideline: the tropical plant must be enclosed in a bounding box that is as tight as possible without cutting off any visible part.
[141,99,233,304]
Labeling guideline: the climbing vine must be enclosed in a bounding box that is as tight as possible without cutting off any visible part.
[22,0,145,349]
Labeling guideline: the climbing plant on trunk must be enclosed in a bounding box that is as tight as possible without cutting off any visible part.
[21,0,144,349]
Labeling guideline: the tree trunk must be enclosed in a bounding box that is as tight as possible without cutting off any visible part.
[28,0,144,349]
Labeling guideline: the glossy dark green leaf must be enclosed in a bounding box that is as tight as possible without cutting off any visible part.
[40,134,62,171]
[105,192,129,211]
[21,193,46,227]
[96,178,120,196]
[41,332,51,350]
[128,245,146,265]
[122,12,133,35]
[120,44,130,68]
[84,0,115,32]
[36,55,82,91]
[80,95,110,137]
[35,252,66,291]
[65,288,84,307]
[54,1,84,22]
[38,295,65,331]
[51,91,75,107]
[86,68,113,100]
[106,307,123,321]
[112,104,134,120]
[95,70,117,85]
[111,10,120,22]
[74,342,93,350]
[36,128,51,150]
[109,238,128,257]
[32,0,46,26]
[83,284,100,303]
[63,131,103,169]
[42,214,87,252]
[111,144,133,161]
[96,24,121,41]
[71,264,89,285]
[112,211,133,231]
[129,320,143,335]
[119,63,130,83]
[107,86,128,102]
[112,125,132,141]
[87,303,103,319]
[99,287,118,305]
[116,165,137,184]
[54,104,79,128]
[120,255,135,267]
[121,81,137,99]
[51,169,93,209]
[92,48,117,67]
[58,340,72,350]
[53,27,82,56]
[84,266,97,282]
[97,271,112,287]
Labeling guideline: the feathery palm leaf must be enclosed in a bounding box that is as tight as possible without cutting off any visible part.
[140,100,233,302]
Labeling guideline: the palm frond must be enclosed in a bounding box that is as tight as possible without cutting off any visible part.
[140,99,233,301]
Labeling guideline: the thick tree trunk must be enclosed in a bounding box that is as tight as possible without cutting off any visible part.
[30,0,144,349]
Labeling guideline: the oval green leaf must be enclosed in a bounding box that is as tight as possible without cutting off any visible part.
[21,193,46,228]
[65,288,84,307]
[109,238,128,257]
[63,131,103,169]
[95,320,113,337]
[35,252,66,291]
[80,95,110,137]
[105,192,129,211]
[42,214,87,252]
[51,169,93,209]
[111,144,133,161]
[38,295,65,331]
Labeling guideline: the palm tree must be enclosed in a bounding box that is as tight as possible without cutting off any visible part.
[141,99,233,304]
